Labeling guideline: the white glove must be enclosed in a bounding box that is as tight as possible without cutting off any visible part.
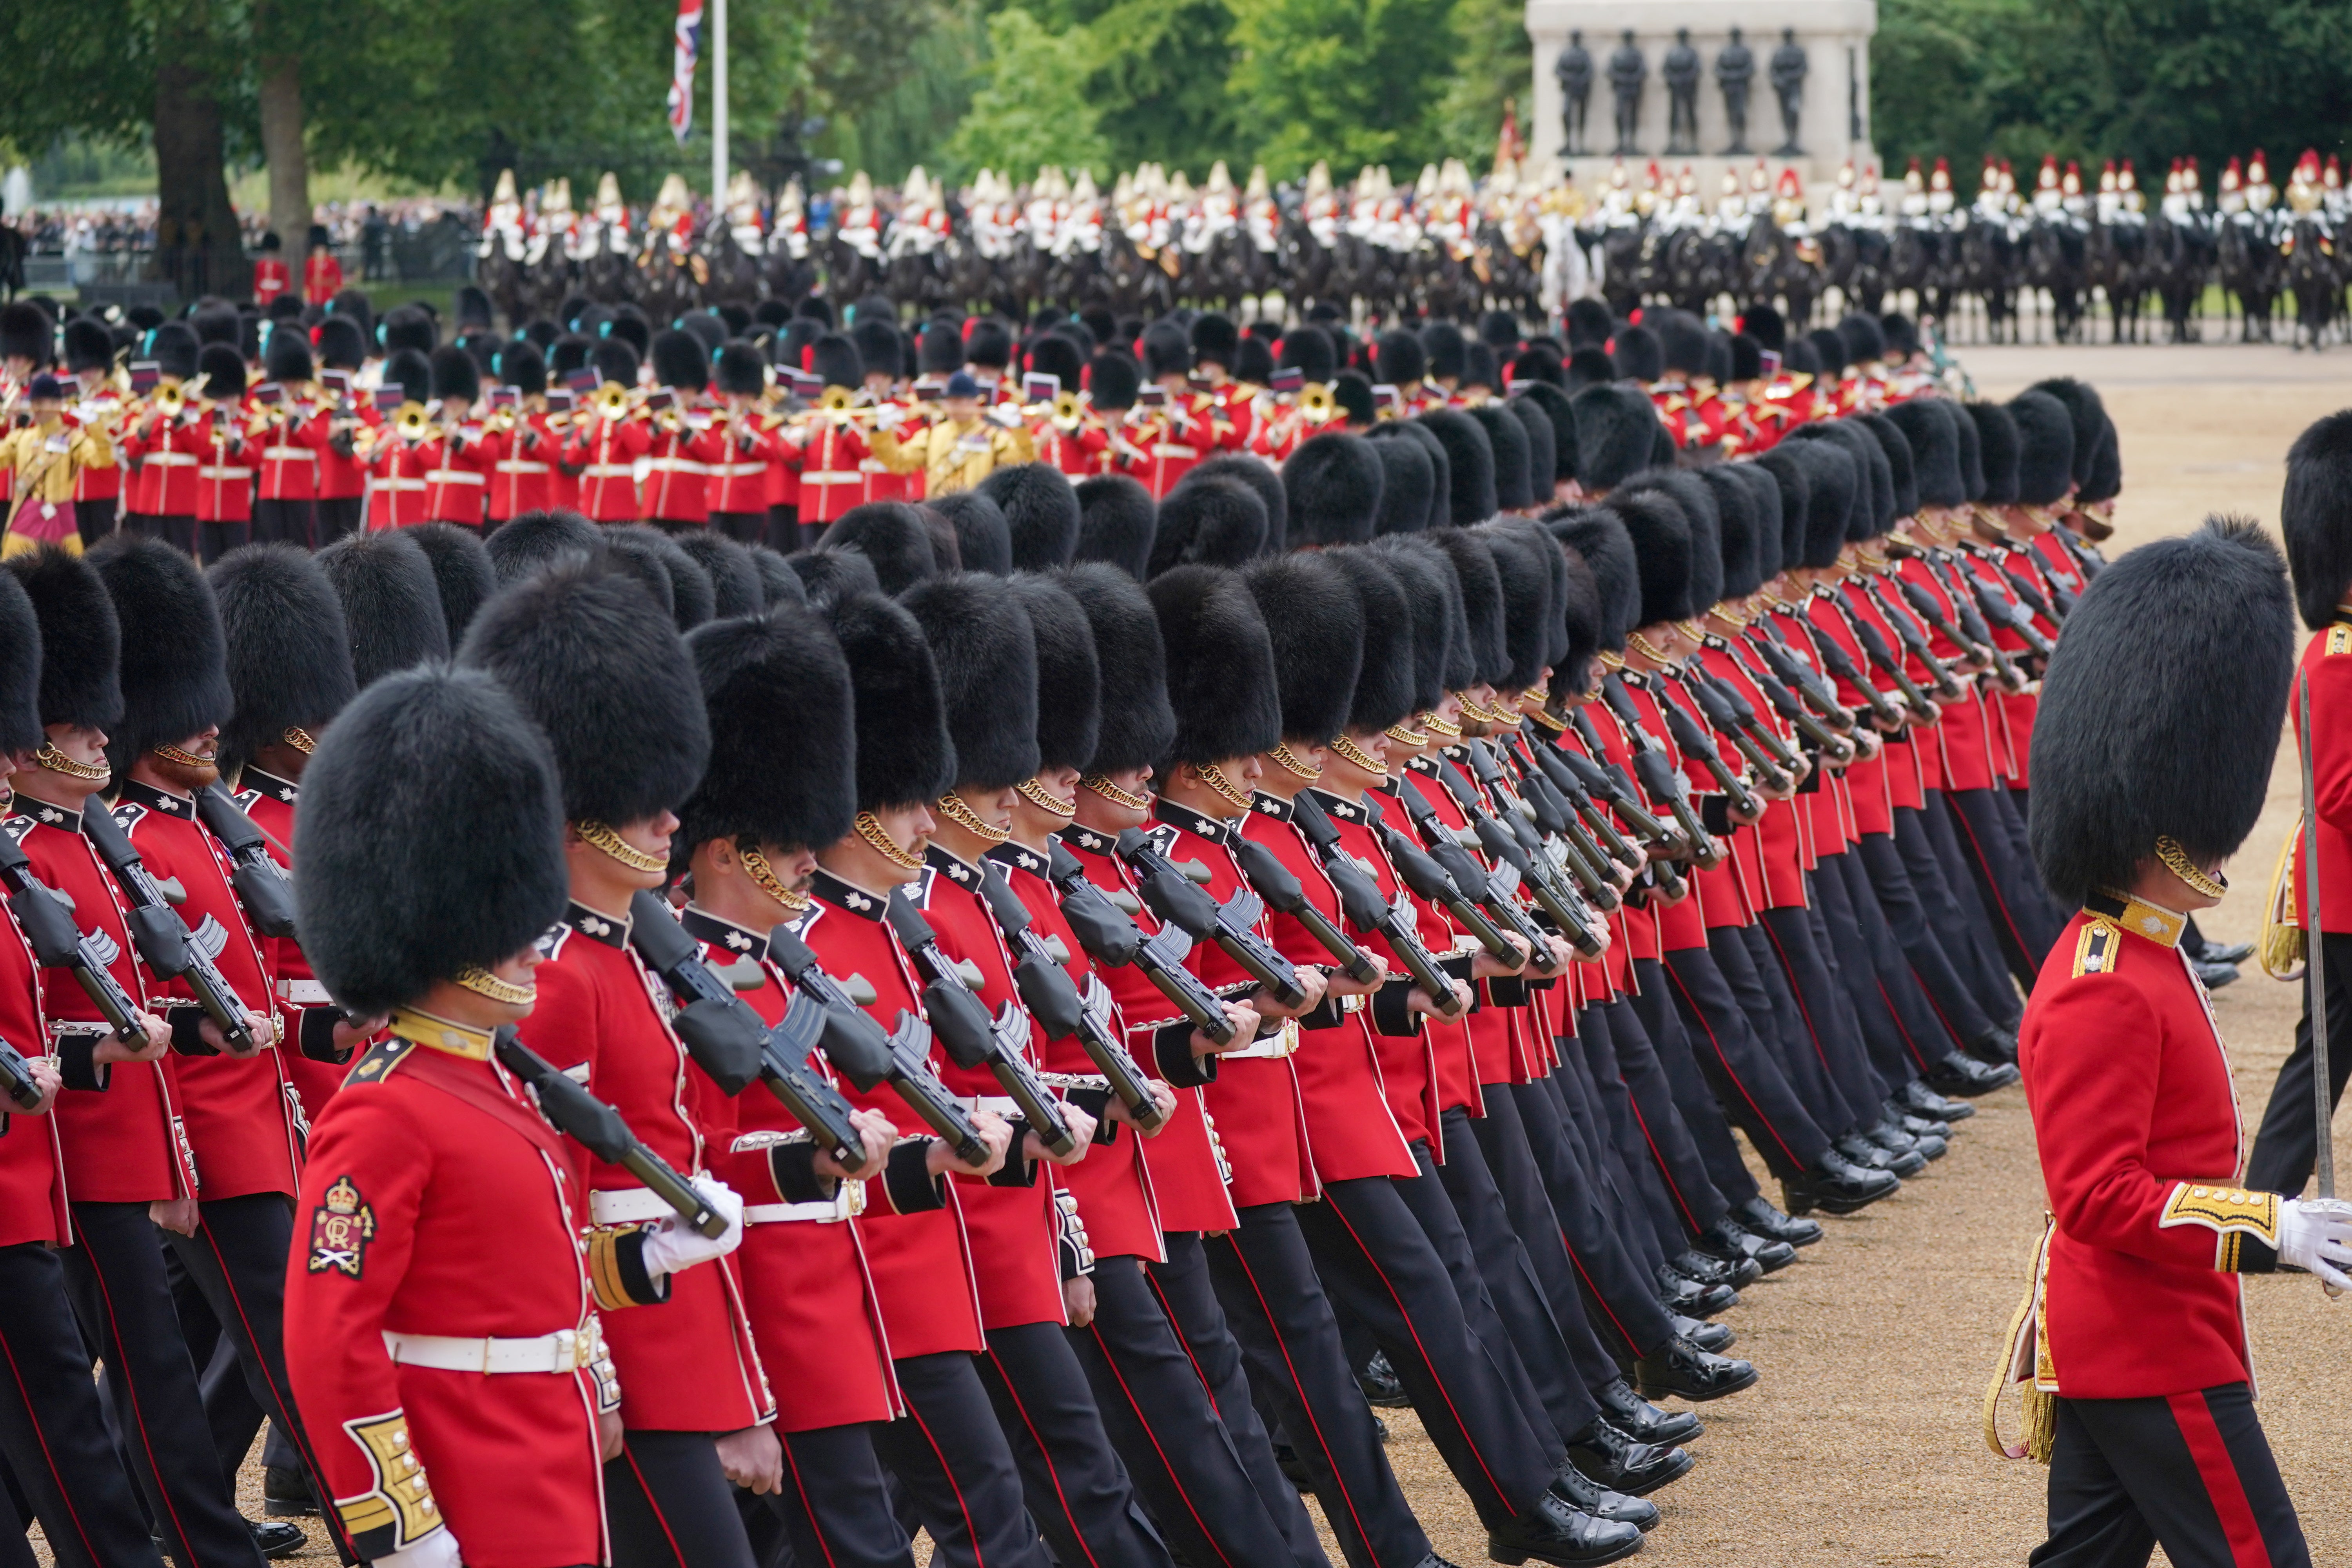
[373,1526,460,1568]
[2278,1196,2352,1292]
[636,1179,744,1280]
[869,403,907,432]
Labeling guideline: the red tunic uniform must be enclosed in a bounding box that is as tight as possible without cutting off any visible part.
[781,417,872,527]
[234,768,347,1122]
[123,408,205,518]
[194,410,256,524]
[641,417,730,526]
[515,902,773,1433]
[478,415,560,524]
[365,436,432,530]
[563,415,651,523]
[285,1026,621,1568]
[2290,622,2352,930]
[0,904,71,1246]
[252,256,291,309]
[255,406,330,503]
[419,429,494,526]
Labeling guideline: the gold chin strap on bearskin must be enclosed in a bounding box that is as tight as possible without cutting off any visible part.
[1329,734,1384,775]
[1081,774,1151,811]
[1016,778,1078,818]
[2154,835,2228,901]
[937,792,1013,844]
[1196,763,1253,814]
[34,742,108,781]
[740,845,811,913]
[283,726,318,755]
[1267,742,1323,782]
[153,742,214,768]
[854,811,926,871]
[574,820,669,874]
[453,966,536,1007]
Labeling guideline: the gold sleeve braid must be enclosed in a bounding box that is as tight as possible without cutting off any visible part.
[336,1411,441,1553]
[2158,1182,2281,1270]
[584,1224,658,1310]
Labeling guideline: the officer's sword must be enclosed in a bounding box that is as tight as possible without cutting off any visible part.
[2298,673,2346,1299]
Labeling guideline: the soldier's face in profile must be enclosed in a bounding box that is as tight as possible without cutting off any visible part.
[152,730,221,793]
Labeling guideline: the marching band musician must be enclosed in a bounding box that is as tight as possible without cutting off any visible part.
[191,345,258,563]
[417,348,494,532]
[361,350,436,532]
[563,340,652,526]
[778,336,876,544]
[60,317,125,548]
[120,323,206,555]
[704,343,782,548]
[867,372,1035,499]
[2,373,114,559]
[251,330,333,551]
[643,330,733,534]
[476,341,559,530]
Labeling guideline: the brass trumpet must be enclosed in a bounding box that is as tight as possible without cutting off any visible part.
[592,381,635,421]
[1299,382,1337,425]
[152,381,186,422]
[1051,390,1085,432]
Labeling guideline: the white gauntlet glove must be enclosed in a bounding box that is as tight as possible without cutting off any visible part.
[2278,1196,2352,1292]
[869,403,907,432]
[373,1527,461,1568]
[636,1179,745,1281]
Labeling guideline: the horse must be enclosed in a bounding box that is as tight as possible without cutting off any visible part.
[2285,216,2339,349]
[2216,218,2281,342]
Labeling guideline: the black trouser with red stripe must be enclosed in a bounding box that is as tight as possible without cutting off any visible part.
[163,1193,353,1561]
[0,1243,166,1568]
[2032,1384,2309,1568]
[1857,831,2004,1053]
[1815,852,1956,1078]
[1948,786,2066,991]
[1759,904,1894,1129]
[1559,1007,1705,1254]
[60,1201,264,1568]
[1713,924,1858,1138]
[736,1422,915,1568]
[867,1351,1053,1568]
[1069,1255,1323,1568]
[975,1320,1174,1568]
[1607,988,1760,1210]
[1506,1073,1677,1362]
[1899,802,2022,1027]
[1661,944,1832,1181]
[1200,1205,1431,1568]
[606,1430,759,1568]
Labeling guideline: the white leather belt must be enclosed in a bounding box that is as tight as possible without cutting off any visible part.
[495,461,551,474]
[582,464,637,479]
[590,1187,675,1225]
[144,452,198,467]
[277,979,334,1006]
[427,470,484,485]
[199,466,252,481]
[1223,1020,1301,1060]
[744,1183,864,1224]
[709,462,767,477]
[383,1328,591,1374]
[263,446,316,461]
[1151,444,1200,459]
[378,477,427,492]
[800,471,862,485]
[646,458,708,474]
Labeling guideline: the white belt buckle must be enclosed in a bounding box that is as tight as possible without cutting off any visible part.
[589,1186,674,1226]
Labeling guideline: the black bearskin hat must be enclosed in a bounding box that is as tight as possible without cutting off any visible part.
[751,548,807,610]
[1611,488,1693,628]
[0,569,40,755]
[1064,563,1175,775]
[1420,408,1497,525]
[808,334,864,392]
[1551,506,1641,652]
[1753,446,1812,574]
[485,508,603,587]
[716,341,766,396]
[1377,421,1451,530]
[428,345,480,404]
[1370,536,1457,712]
[1009,574,1100,775]
[2030,518,2293,904]
[979,463,1082,571]
[924,495,1004,575]
[2008,390,2076,506]
[7,546,122,732]
[1324,548,1417,734]
[316,531,450,689]
[1698,466,1762,601]
[1655,312,1708,376]
[1565,298,1614,350]
[1374,329,1427,387]
[1149,565,1283,769]
[964,319,1014,371]
[1462,342,1499,393]
[1507,399,1555,500]
[1838,313,1886,366]
[2281,410,2352,629]
[149,321,201,381]
[789,547,883,608]
[2079,418,2121,506]
[678,607,857,858]
[1332,373,1376,428]
[198,344,247,401]
[1782,439,1855,569]
[499,338,548,396]
[1,302,51,365]
[1621,470,1720,610]
[2029,377,2108,492]
[1564,347,1615,390]
[1189,454,1288,553]
[676,532,765,619]
[822,503,938,594]
[1277,325,1337,383]
[599,526,708,630]
[1966,401,2017,506]
[1887,399,1964,510]
[1074,474,1155,579]
[1149,477,1266,577]
[460,557,710,824]
[851,318,903,383]
[405,523,498,642]
[1728,462,1785,581]
[1468,404,1532,513]
[208,544,355,774]
[1242,553,1362,744]
[1283,432,1383,547]
[1475,522,1555,693]
[1806,327,1848,377]
[1368,431,1434,536]
[828,590,955,809]
[588,339,639,390]
[918,321,964,375]
[1861,413,1918,521]
[1729,333,1763,382]
[88,537,233,774]
[1568,385,1655,494]
[900,572,1040,792]
[1190,314,1240,370]
[1084,352,1140,412]
[295,666,568,1016]
[1517,381,1578,488]
[1421,323,1468,383]
[1611,324,1663,384]
[1423,528,1508,686]
[1141,322,1191,380]
[1023,333,1085,391]
[263,327,312,385]
[1546,531,1604,698]
[1790,422,1886,539]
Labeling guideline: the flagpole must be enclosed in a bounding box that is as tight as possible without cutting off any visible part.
[711,0,729,206]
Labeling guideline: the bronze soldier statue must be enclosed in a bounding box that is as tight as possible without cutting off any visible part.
[1771,29,1808,156]
[1663,29,1701,156]
[1608,31,1646,156]
[1556,32,1595,157]
[1715,28,1755,155]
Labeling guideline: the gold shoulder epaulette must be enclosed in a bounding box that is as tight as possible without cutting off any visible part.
[2327,622,2352,656]
[343,1035,418,1088]
[2071,916,2120,978]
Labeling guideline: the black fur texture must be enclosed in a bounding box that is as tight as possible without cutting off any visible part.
[1610,488,1694,627]
[1517,381,1579,484]
[1063,563,1175,775]
[1188,455,1289,554]
[827,590,955,808]
[2282,409,2352,629]
[2029,518,2294,903]
[1419,408,1498,524]
[1370,535,1458,712]
[459,557,710,823]
[1726,463,1784,581]
[1756,447,1813,570]
[678,606,858,858]
[1007,574,1102,774]
[1475,521,1555,692]
[1697,466,1762,600]
[1862,414,1917,520]
[208,544,356,774]
[2028,377,2108,491]
[1468,404,1532,513]
[1787,439,1856,569]
[751,547,808,610]
[1549,505,1641,651]
[1506,398,1556,501]
[979,463,1082,571]
[1149,477,1267,577]
[1324,546,1417,733]
[1568,385,1657,493]
[316,531,451,689]
[1148,565,1284,769]
[405,522,499,641]
[1284,432,1385,547]
[0,570,40,753]
[1367,432,1435,536]
[5,547,121,731]
[1965,401,2015,505]
[675,532,765,619]
[822,503,938,594]
[900,572,1041,791]
[2008,390,2076,506]
[928,492,1013,575]
[485,508,603,588]
[1073,474,1156,579]
[294,665,569,1016]
[1886,400,1964,511]
[1423,528,1508,686]
[1241,553,1363,744]
[788,547,883,608]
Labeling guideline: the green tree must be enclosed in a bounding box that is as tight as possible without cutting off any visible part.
[1225,0,1457,180]
[1076,0,1239,178]
[946,6,1112,179]
[1436,0,1530,161]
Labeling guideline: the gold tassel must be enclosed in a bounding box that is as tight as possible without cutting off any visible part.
[2020,1382,2057,1465]
[2260,815,2308,982]
[1982,1219,2058,1465]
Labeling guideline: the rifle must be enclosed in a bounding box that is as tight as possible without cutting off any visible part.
[1918,560,2028,692]
[0,830,148,1046]
[2001,561,2067,623]
[1967,570,2058,661]
[1600,679,1727,871]
[765,927,990,1167]
[1656,687,1765,817]
[493,1030,730,1238]
[1846,610,1940,726]
[1749,626,1858,733]
[884,893,1079,1158]
[1529,739,1648,871]
[1676,670,1793,792]
[1286,794,1472,1011]
[1226,832,1383,985]
[1388,778,1561,970]
[1432,755,1608,956]
[1043,844,1237,1047]
[1862,582,1963,701]
[1564,711,1683,853]
[1792,610,1906,731]
[1499,740,1622,903]
[626,889,769,1096]
[193,786,298,939]
[745,987,880,1176]
[976,860,1166,1131]
[81,800,254,1055]
[0,1033,43,1119]
[1114,829,1308,1009]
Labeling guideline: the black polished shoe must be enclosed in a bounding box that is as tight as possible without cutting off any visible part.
[1898,1078,1975,1123]
[1735,1194,1824,1247]
[1670,1311,1736,1352]
[1564,1417,1693,1501]
[263,1463,319,1518]
[2195,960,2241,990]
[1836,1132,1925,1177]
[1671,1247,1760,1290]
[248,1519,306,1560]
[1488,1493,1647,1566]
[1927,1050,2019,1096]
[1596,1376,1704,1444]
[1552,1455,1662,1528]
[1357,1349,1409,1408]
[1692,1216,1797,1275]
[1272,1437,1312,1490]
[1655,1264,1738,1317]
[1411,1557,1468,1568]
[1868,1120,1945,1163]
[1886,1098,1955,1140]
[2202,938,2256,966]
[1965,1026,2019,1065]
[1782,1151,1901,1216]
[1634,1335,1759,1402]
